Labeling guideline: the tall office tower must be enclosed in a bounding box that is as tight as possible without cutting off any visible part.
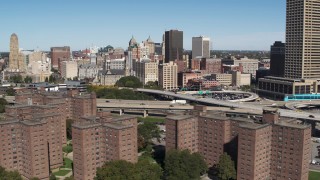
[192,36,210,59]
[50,46,71,70]
[135,59,158,84]
[158,61,178,90]
[128,36,140,60]
[285,0,320,79]
[162,34,166,60]
[9,33,25,71]
[154,43,162,55]
[270,41,285,77]
[144,36,155,55]
[165,30,183,63]
[126,51,134,76]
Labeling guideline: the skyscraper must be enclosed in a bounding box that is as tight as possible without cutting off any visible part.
[165,30,183,63]
[270,41,285,77]
[285,0,320,79]
[9,33,25,71]
[192,36,210,59]
[9,33,19,70]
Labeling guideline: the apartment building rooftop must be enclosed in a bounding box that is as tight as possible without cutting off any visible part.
[72,120,101,129]
[112,115,137,122]
[238,122,270,130]
[166,114,194,121]
[103,122,133,130]
[20,119,47,126]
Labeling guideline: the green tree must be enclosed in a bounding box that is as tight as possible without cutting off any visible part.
[86,86,153,100]
[0,166,23,180]
[164,149,207,180]
[10,75,23,83]
[95,159,162,180]
[95,160,135,180]
[62,144,73,154]
[217,153,236,180]
[49,174,57,180]
[115,76,143,88]
[0,98,8,113]
[6,87,15,96]
[134,159,162,180]
[30,178,40,180]
[145,81,162,90]
[24,76,33,83]
[49,75,56,83]
[138,122,161,151]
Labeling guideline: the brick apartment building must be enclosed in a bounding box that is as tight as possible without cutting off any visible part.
[72,114,138,180]
[0,89,97,179]
[166,106,311,180]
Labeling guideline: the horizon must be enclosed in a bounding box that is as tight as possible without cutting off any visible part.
[0,0,285,51]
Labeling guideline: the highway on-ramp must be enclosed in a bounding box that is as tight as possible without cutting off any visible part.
[136,88,320,121]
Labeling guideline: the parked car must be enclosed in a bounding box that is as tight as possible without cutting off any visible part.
[309,115,315,118]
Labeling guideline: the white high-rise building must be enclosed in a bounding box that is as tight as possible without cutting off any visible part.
[135,59,158,84]
[158,61,178,90]
[192,36,210,59]
[285,0,320,79]
[61,61,78,79]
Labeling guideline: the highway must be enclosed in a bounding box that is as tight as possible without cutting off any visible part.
[96,99,260,115]
[135,88,320,121]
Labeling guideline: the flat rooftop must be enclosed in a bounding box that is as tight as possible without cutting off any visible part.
[239,122,270,130]
[166,115,195,121]
[103,122,133,130]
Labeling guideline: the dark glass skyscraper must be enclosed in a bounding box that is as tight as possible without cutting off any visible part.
[165,30,183,63]
[270,41,285,77]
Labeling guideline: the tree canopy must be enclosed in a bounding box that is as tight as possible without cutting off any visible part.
[217,153,236,180]
[95,159,162,180]
[0,98,8,113]
[138,122,161,151]
[164,149,207,180]
[144,81,162,90]
[6,87,15,96]
[24,76,33,83]
[0,166,23,180]
[87,86,153,100]
[9,75,23,83]
[115,76,143,88]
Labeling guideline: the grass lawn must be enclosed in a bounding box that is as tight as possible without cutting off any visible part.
[61,158,73,169]
[138,116,165,124]
[309,171,320,180]
[53,170,71,176]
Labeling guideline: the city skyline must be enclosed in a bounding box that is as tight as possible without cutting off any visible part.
[0,0,285,51]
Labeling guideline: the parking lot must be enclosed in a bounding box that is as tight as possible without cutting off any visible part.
[311,140,320,165]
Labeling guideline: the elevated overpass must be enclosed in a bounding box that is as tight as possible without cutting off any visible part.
[178,90,259,102]
[135,88,320,122]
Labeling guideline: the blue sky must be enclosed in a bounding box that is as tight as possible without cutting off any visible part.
[0,0,285,51]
